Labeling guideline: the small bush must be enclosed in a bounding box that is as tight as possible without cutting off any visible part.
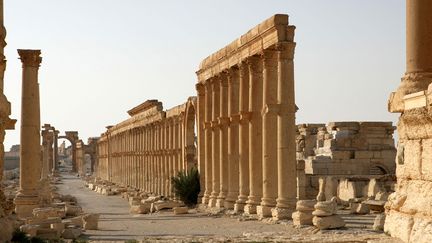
[11,229,46,243]
[171,167,200,206]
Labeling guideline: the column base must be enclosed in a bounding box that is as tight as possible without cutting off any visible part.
[257,205,273,219]
[271,207,294,220]
[215,198,225,208]
[208,198,217,207]
[244,204,258,215]
[223,200,235,209]
[14,194,40,219]
[201,194,210,204]
[234,202,245,213]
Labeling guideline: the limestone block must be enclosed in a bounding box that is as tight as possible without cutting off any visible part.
[153,201,183,211]
[65,205,82,216]
[129,197,142,206]
[271,207,294,220]
[20,224,40,237]
[384,210,414,243]
[130,204,150,214]
[26,217,62,228]
[355,203,370,215]
[296,200,316,212]
[36,228,59,240]
[355,151,374,159]
[173,207,188,215]
[33,207,59,219]
[62,227,82,239]
[51,222,65,232]
[83,213,100,230]
[396,139,421,179]
[143,196,162,203]
[373,213,385,231]
[312,209,333,217]
[314,201,336,215]
[312,215,345,229]
[421,139,432,180]
[292,211,313,226]
[69,216,84,227]
[409,216,432,243]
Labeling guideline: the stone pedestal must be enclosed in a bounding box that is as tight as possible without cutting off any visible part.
[15,49,42,218]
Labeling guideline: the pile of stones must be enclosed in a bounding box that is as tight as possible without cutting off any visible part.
[292,199,316,226]
[84,177,188,215]
[312,199,345,230]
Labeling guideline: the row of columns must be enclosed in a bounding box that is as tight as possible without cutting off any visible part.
[97,115,188,198]
[197,42,297,219]
[41,124,59,178]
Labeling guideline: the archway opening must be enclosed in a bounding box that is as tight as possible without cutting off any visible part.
[184,100,197,171]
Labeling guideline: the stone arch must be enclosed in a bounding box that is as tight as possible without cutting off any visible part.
[184,97,197,171]
[370,163,390,175]
[57,131,79,172]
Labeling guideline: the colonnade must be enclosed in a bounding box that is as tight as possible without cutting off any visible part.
[96,99,197,198]
[196,14,297,219]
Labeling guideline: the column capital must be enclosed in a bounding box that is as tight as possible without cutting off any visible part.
[196,83,205,96]
[276,42,296,60]
[18,49,42,67]
[228,66,240,85]
[246,55,263,72]
[262,48,278,68]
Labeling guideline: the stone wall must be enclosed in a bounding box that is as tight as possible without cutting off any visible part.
[296,122,397,199]
[96,98,197,199]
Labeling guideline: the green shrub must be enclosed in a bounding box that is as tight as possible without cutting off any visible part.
[171,167,200,206]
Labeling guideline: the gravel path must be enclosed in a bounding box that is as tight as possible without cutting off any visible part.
[56,174,399,242]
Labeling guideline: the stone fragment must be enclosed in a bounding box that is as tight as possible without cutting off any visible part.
[130,204,150,214]
[65,205,82,216]
[292,211,313,226]
[83,213,100,230]
[69,216,84,227]
[129,197,142,206]
[62,227,82,239]
[375,191,390,201]
[355,203,370,214]
[173,207,188,215]
[51,222,65,232]
[314,201,336,214]
[296,200,316,212]
[373,213,386,231]
[312,209,333,217]
[312,215,345,229]
[36,228,59,240]
[0,218,15,242]
[20,224,40,237]
[153,201,183,211]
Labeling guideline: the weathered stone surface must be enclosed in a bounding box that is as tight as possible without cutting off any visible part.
[0,217,15,242]
[409,217,432,243]
[314,201,336,215]
[62,227,82,239]
[292,211,313,226]
[384,210,414,243]
[173,207,188,215]
[373,213,385,231]
[33,207,64,219]
[355,203,370,215]
[312,209,333,217]
[51,222,65,232]
[130,204,150,214]
[296,200,316,212]
[69,216,84,227]
[153,201,183,211]
[83,213,99,230]
[312,215,345,230]
[65,205,82,216]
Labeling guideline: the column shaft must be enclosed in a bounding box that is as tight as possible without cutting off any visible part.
[209,78,220,207]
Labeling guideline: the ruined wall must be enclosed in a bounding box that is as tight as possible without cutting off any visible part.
[296,122,397,200]
[96,98,197,198]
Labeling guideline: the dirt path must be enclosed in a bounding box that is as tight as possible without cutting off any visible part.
[56,174,398,242]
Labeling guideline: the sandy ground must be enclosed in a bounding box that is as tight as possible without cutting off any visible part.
[57,174,400,243]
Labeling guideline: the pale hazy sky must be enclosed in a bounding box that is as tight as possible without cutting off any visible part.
[3,0,404,149]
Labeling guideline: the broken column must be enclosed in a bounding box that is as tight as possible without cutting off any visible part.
[15,49,42,218]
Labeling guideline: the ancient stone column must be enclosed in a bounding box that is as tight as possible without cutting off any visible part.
[244,55,263,215]
[258,49,279,218]
[209,78,221,207]
[41,130,50,179]
[14,49,42,218]
[389,0,432,112]
[202,81,213,204]
[168,119,174,198]
[234,63,250,212]
[196,83,206,201]
[225,67,240,209]
[216,73,229,208]
[272,42,297,220]
[52,129,59,173]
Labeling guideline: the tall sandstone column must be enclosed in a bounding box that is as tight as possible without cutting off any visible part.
[234,63,250,212]
[272,41,297,220]
[201,82,212,204]
[209,78,221,207]
[258,49,279,218]
[225,67,240,209]
[196,83,206,201]
[244,55,263,215]
[216,73,229,208]
[15,49,42,218]
[52,129,59,173]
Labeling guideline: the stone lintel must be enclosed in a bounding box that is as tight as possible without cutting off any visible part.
[127,99,162,116]
[196,14,295,82]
